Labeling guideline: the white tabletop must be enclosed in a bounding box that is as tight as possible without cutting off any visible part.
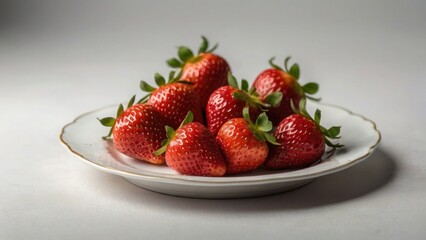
[2,1,426,239]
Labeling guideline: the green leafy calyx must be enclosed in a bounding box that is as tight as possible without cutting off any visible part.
[290,98,344,148]
[269,56,320,101]
[97,95,137,140]
[242,108,279,145]
[138,70,185,103]
[228,72,283,111]
[154,111,194,156]
[167,36,219,69]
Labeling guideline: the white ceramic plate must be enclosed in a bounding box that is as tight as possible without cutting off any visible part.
[60,101,381,199]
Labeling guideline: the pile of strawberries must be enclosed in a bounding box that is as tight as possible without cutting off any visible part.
[99,37,343,177]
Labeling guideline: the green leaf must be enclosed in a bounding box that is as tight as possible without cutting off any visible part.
[290,99,299,114]
[264,92,283,107]
[175,70,182,80]
[154,144,168,156]
[102,127,113,140]
[258,121,273,132]
[165,126,175,139]
[305,95,321,102]
[289,63,300,79]
[324,138,334,148]
[328,126,341,138]
[320,126,329,136]
[137,94,150,104]
[179,111,193,128]
[227,72,238,88]
[198,36,209,53]
[178,46,194,62]
[232,91,248,101]
[241,79,249,92]
[314,109,321,124]
[140,81,156,92]
[116,104,124,117]
[242,107,251,122]
[127,95,136,109]
[154,73,166,86]
[160,138,168,147]
[168,71,175,82]
[207,43,218,53]
[255,112,267,126]
[284,56,291,72]
[264,133,280,145]
[167,58,182,68]
[324,138,345,149]
[303,82,319,95]
[306,95,322,101]
[269,57,283,71]
[253,131,264,142]
[98,117,115,127]
[154,126,175,156]
[299,98,310,117]
[248,87,257,95]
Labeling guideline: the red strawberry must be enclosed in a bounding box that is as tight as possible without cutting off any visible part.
[264,99,344,169]
[206,73,282,135]
[167,36,230,109]
[155,112,227,176]
[216,108,279,175]
[252,57,320,125]
[139,71,204,129]
[98,96,167,165]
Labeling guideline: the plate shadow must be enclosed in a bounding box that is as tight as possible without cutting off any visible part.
[89,148,397,213]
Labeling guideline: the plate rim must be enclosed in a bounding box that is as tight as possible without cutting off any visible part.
[59,103,381,184]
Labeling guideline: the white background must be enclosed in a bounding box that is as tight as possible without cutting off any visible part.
[1,0,426,239]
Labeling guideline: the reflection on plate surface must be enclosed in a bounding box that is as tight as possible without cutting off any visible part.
[60,101,381,198]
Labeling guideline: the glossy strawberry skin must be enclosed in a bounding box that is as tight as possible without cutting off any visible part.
[206,86,244,135]
[181,53,230,109]
[206,86,259,136]
[147,82,204,129]
[253,69,302,125]
[264,114,325,169]
[216,118,268,175]
[165,122,227,176]
[113,104,167,165]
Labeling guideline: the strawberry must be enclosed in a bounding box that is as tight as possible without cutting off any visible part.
[252,57,320,125]
[206,73,282,135]
[139,71,204,129]
[264,98,344,169]
[216,108,279,175]
[167,36,231,109]
[98,96,167,165]
[155,112,227,176]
